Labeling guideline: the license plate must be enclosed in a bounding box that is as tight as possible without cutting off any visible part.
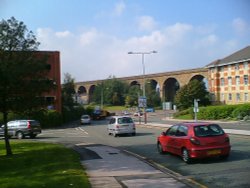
[207,149,221,155]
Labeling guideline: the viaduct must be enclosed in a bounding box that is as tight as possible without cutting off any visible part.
[75,67,208,104]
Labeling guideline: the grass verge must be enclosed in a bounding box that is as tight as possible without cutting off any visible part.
[0,141,90,188]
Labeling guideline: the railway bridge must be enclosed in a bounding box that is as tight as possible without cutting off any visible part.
[75,67,208,104]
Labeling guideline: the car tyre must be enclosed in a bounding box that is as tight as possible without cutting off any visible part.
[220,154,229,160]
[30,134,37,139]
[131,133,136,136]
[17,131,24,139]
[182,148,192,164]
[157,142,165,154]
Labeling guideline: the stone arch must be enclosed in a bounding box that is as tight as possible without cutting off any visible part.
[77,86,87,95]
[130,80,140,87]
[88,85,96,103]
[189,74,209,90]
[163,78,180,102]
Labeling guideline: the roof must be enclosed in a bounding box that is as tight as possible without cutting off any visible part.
[206,46,250,68]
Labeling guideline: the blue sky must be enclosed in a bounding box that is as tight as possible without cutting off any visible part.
[1,0,250,82]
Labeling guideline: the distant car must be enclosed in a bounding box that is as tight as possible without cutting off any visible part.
[157,122,231,163]
[2,120,42,139]
[122,111,131,115]
[80,115,91,125]
[108,116,136,137]
[134,111,143,117]
[146,108,155,112]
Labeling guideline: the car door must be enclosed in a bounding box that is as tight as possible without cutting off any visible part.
[172,125,189,155]
[165,125,179,153]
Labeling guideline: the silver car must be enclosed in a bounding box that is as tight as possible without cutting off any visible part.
[108,116,136,137]
[80,115,91,125]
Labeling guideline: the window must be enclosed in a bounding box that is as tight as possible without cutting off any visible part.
[235,64,239,70]
[219,66,224,72]
[244,62,248,69]
[236,93,240,101]
[220,78,224,86]
[166,125,178,136]
[176,125,188,136]
[228,65,231,71]
[228,77,232,86]
[244,75,249,85]
[221,93,225,101]
[244,93,248,101]
[228,93,232,101]
[236,76,240,86]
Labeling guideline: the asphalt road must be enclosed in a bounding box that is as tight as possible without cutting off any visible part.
[37,119,250,188]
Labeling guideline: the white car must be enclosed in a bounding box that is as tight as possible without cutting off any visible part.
[80,115,91,125]
[108,116,136,137]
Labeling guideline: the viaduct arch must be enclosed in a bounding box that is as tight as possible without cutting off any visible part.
[75,67,208,104]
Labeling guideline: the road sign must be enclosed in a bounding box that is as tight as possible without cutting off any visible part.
[138,96,147,108]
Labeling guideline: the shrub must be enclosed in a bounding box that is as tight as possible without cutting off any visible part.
[232,104,250,120]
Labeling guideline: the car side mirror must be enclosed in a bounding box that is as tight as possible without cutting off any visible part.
[161,132,166,136]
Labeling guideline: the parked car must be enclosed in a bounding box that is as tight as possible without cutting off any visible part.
[80,115,91,125]
[108,116,136,137]
[157,122,231,163]
[146,108,155,112]
[4,120,42,139]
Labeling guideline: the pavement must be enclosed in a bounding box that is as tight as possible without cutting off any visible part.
[74,121,250,188]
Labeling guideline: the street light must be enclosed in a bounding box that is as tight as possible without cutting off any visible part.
[128,50,157,124]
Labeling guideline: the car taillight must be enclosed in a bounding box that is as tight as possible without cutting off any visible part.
[190,137,200,145]
[27,122,31,129]
[225,137,230,143]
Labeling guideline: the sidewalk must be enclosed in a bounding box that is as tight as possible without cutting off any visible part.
[75,143,194,188]
[75,122,250,188]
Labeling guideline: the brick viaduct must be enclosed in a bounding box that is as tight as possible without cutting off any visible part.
[75,67,208,104]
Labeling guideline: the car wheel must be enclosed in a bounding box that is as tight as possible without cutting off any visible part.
[182,148,192,164]
[157,142,165,154]
[131,133,136,136]
[17,131,24,139]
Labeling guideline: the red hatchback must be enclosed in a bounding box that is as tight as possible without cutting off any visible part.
[157,122,231,163]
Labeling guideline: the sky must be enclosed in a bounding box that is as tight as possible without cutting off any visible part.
[1,0,250,82]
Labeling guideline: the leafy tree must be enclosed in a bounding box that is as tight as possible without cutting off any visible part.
[174,79,210,110]
[0,17,55,155]
[126,85,141,107]
[145,81,161,107]
[62,73,76,109]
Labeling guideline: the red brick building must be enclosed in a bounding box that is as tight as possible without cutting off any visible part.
[36,51,62,112]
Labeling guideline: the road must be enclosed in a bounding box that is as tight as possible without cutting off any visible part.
[37,119,250,188]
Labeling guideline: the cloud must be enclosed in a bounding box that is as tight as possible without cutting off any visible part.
[113,1,126,16]
[232,18,249,35]
[137,16,157,31]
[36,21,248,82]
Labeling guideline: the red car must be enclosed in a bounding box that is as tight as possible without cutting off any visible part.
[157,122,231,163]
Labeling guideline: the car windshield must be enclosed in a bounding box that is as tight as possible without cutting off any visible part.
[82,115,89,119]
[118,117,133,124]
[194,124,224,137]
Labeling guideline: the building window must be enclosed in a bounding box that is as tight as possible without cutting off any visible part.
[236,76,240,86]
[244,75,249,85]
[235,63,239,70]
[236,93,240,101]
[228,93,232,101]
[244,93,249,101]
[221,93,225,101]
[211,79,214,88]
[244,93,248,101]
[219,66,224,72]
[228,77,232,86]
[220,78,224,86]
[244,62,248,69]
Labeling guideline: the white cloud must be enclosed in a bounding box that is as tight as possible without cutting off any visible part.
[113,1,126,16]
[232,18,249,35]
[55,30,71,38]
[36,21,247,82]
[137,16,157,31]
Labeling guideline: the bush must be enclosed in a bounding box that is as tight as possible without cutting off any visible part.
[62,106,85,123]
[232,104,250,120]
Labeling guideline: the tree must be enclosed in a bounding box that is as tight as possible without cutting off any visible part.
[145,81,161,107]
[62,73,76,109]
[0,17,55,156]
[174,79,210,110]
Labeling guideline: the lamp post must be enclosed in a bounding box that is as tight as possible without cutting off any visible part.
[128,50,157,124]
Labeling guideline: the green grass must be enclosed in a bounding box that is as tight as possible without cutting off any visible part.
[103,105,127,111]
[0,141,90,188]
